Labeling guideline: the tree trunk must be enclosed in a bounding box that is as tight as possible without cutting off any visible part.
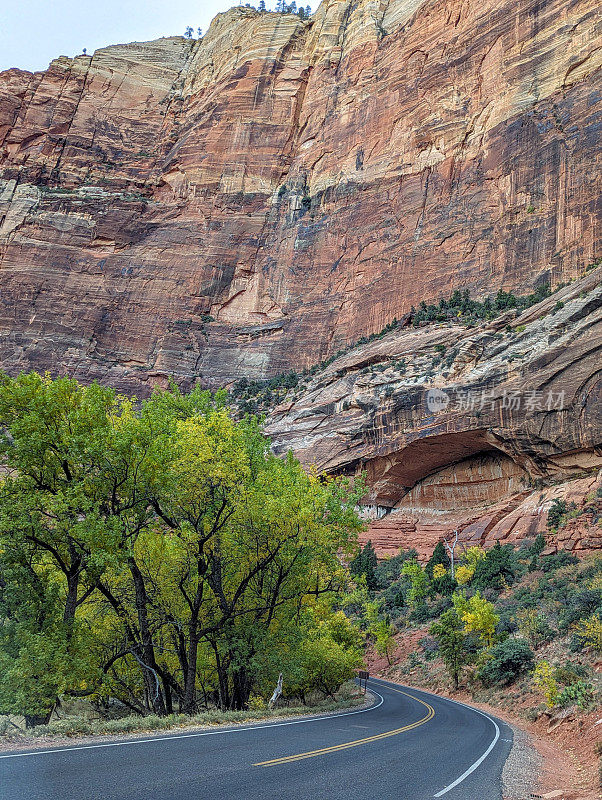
[212,645,230,710]
[163,677,173,715]
[182,631,200,715]
[129,557,166,716]
[63,564,80,627]
[231,666,252,710]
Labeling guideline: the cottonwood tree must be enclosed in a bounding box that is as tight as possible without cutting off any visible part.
[0,373,364,720]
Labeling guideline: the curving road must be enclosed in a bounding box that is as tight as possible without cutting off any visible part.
[0,679,514,800]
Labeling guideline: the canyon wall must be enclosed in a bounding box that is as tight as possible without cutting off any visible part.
[266,268,602,555]
[0,0,601,393]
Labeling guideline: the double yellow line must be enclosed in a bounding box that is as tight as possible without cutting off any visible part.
[254,683,435,767]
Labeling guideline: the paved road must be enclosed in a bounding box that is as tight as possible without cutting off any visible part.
[0,678,514,800]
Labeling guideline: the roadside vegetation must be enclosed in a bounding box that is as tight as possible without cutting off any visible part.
[0,374,365,733]
[347,536,602,721]
[1,372,600,745]
[0,682,362,743]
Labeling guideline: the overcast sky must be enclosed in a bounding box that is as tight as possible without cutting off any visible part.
[0,1,240,73]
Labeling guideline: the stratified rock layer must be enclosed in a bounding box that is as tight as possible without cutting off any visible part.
[266,269,602,555]
[0,0,601,392]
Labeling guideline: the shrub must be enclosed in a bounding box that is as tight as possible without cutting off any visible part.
[532,660,559,708]
[380,579,407,612]
[514,608,555,649]
[419,636,439,660]
[374,549,417,590]
[432,571,458,597]
[455,546,487,585]
[558,681,595,710]
[547,498,568,529]
[573,613,602,652]
[496,613,518,636]
[560,590,602,632]
[540,551,579,573]
[409,603,433,624]
[528,533,547,557]
[472,542,517,590]
[455,565,474,585]
[553,662,589,686]
[546,499,578,531]
[479,638,534,687]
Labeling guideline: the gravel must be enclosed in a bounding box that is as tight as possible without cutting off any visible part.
[502,724,543,800]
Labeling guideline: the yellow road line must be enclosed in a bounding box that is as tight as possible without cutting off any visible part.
[254,685,434,767]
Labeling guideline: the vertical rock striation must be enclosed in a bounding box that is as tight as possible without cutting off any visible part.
[0,0,600,392]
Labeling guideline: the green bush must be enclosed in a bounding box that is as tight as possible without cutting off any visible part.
[553,662,589,686]
[546,499,577,531]
[528,533,547,557]
[540,551,579,572]
[432,572,458,596]
[478,638,534,687]
[558,681,595,710]
[472,543,517,590]
[374,549,417,590]
[559,589,602,632]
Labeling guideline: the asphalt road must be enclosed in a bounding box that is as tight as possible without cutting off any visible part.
[0,678,514,800]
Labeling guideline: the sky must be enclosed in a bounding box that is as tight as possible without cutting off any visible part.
[0,1,240,73]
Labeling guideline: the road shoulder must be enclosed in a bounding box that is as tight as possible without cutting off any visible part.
[0,691,378,755]
[386,680,597,800]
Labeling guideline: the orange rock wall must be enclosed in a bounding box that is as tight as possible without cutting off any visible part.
[0,0,601,391]
[266,270,602,557]
[361,472,602,560]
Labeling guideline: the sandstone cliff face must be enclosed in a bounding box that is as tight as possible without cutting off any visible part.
[265,268,602,555]
[0,0,601,392]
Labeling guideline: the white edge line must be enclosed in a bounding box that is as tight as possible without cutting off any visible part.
[0,691,385,760]
[432,717,499,797]
[368,679,502,798]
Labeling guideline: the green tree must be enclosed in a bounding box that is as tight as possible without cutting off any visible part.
[453,591,499,649]
[425,541,450,579]
[0,374,142,718]
[400,559,429,608]
[0,373,365,721]
[297,636,361,698]
[350,540,378,591]
[372,617,396,665]
[472,542,516,590]
[430,608,471,689]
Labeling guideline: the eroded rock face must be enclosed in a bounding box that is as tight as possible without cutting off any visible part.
[0,0,601,392]
[266,269,602,555]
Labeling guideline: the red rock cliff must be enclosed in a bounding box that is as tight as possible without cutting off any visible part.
[0,0,600,393]
[266,268,602,556]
